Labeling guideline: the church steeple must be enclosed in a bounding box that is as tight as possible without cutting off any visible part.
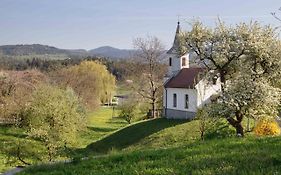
[166,21,189,76]
[167,21,181,54]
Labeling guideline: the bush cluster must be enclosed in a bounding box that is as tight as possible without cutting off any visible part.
[254,119,281,136]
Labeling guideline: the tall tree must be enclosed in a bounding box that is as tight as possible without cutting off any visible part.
[132,36,166,118]
[182,20,281,136]
[53,61,116,110]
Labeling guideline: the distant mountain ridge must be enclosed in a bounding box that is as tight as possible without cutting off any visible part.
[89,46,135,59]
[0,44,135,59]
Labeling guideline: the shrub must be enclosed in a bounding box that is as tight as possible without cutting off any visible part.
[254,119,281,136]
[204,120,236,139]
[21,85,86,162]
[196,104,232,140]
[119,101,137,124]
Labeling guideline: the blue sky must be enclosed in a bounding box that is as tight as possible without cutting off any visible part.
[0,0,280,50]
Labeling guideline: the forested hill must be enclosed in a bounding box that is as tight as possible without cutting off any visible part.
[0,44,87,56]
[0,44,135,59]
[89,46,135,59]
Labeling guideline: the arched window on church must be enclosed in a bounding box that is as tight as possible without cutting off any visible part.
[169,57,172,66]
[182,57,186,67]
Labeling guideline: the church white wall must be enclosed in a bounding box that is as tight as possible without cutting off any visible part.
[167,54,180,75]
[163,88,166,109]
[195,78,221,107]
[166,88,197,112]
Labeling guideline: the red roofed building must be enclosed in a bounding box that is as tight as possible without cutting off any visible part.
[163,22,221,119]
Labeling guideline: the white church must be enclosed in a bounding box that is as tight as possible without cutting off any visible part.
[163,22,221,119]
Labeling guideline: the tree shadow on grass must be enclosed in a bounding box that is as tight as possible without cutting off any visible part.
[106,116,127,125]
[0,124,27,139]
[82,118,187,155]
[87,126,116,133]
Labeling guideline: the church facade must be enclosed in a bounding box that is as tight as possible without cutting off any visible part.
[163,22,221,119]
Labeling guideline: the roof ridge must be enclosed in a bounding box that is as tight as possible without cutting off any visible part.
[164,68,206,89]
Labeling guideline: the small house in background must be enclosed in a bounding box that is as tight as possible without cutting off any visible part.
[113,95,129,106]
[163,22,221,119]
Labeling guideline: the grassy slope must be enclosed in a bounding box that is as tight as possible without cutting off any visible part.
[82,115,255,155]
[6,107,280,174]
[76,107,126,147]
[83,119,190,154]
[20,136,281,175]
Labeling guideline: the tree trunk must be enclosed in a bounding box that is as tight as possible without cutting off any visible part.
[151,101,156,118]
[219,70,226,93]
[17,145,31,165]
[226,116,244,137]
[200,130,205,140]
[235,123,244,137]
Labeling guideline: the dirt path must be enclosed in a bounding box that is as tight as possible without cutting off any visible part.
[2,167,23,175]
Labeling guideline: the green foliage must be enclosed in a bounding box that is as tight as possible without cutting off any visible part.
[196,104,236,140]
[4,138,44,166]
[204,120,236,139]
[0,107,126,173]
[118,100,137,124]
[22,85,86,161]
[0,125,48,172]
[196,105,219,140]
[55,61,116,109]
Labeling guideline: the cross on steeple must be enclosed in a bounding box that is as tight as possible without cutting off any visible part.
[177,14,181,24]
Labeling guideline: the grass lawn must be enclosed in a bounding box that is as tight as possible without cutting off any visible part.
[3,107,280,175]
[83,118,198,155]
[19,136,281,175]
[76,106,127,147]
[84,118,188,154]
[0,125,26,172]
[0,125,47,173]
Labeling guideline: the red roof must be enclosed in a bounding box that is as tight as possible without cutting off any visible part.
[164,68,206,88]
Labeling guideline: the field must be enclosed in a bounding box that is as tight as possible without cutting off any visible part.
[18,116,281,175]
[2,107,281,175]
[20,129,281,175]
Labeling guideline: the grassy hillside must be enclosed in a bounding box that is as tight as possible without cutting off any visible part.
[84,119,188,154]
[81,118,199,156]
[77,107,127,147]
[3,107,280,174]
[20,136,281,175]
